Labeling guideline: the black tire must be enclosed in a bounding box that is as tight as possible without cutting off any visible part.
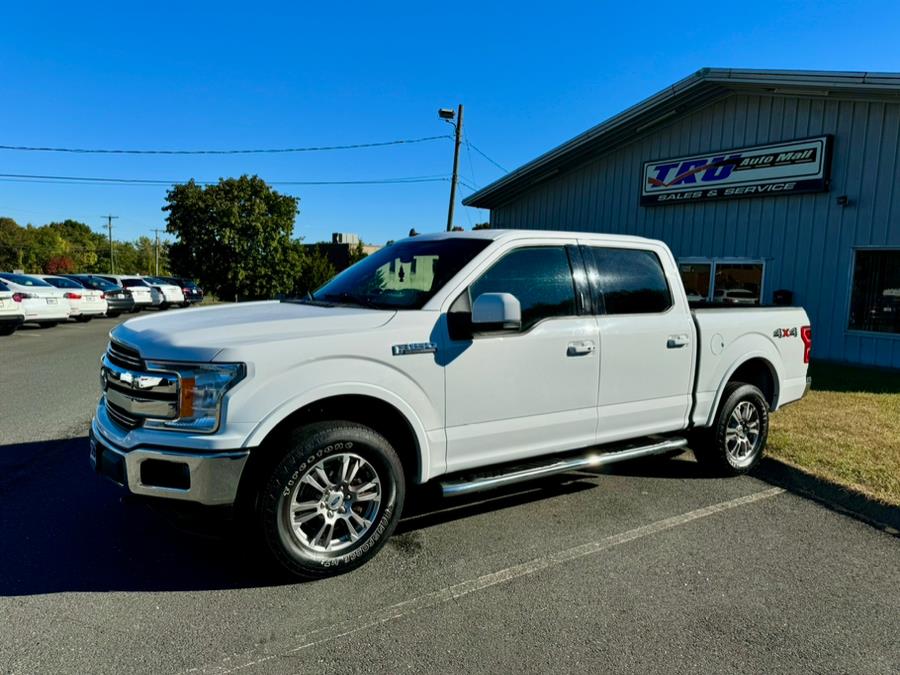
[257,421,405,579]
[106,311,121,318]
[75,315,93,323]
[38,321,58,329]
[130,307,142,313]
[0,325,16,336]
[692,382,769,475]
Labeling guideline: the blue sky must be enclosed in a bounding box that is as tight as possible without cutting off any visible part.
[1,1,898,245]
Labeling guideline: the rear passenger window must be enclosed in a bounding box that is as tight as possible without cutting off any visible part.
[470,246,577,330]
[588,247,672,314]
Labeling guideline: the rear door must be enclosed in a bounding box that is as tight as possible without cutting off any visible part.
[583,244,695,442]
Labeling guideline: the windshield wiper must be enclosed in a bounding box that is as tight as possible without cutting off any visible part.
[317,291,386,309]
[283,292,334,307]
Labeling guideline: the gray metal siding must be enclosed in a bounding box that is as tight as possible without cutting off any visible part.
[492,93,900,368]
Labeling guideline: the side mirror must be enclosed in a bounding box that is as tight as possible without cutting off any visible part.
[471,292,522,332]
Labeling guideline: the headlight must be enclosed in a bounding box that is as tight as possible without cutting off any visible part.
[143,361,245,433]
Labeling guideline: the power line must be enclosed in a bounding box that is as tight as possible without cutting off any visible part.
[0,173,450,187]
[0,135,451,155]
[458,178,479,193]
[466,140,508,174]
[464,137,479,190]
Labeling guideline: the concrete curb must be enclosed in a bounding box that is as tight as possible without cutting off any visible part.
[753,457,900,536]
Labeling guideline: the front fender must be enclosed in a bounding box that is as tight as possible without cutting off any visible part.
[238,359,443,483]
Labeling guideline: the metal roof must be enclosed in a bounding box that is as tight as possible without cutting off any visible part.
[463,68,900,209]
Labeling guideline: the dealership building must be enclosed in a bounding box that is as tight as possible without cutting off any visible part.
[465,69,900,369]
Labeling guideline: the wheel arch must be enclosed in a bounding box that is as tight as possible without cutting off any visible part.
[705,354,782,426]
[243,384,435,487]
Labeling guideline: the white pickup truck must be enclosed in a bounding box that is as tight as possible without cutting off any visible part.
[91,230,811,578]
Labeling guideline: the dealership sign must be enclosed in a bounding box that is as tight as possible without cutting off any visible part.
[641,136,832,206]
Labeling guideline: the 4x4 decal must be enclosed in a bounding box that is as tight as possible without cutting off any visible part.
[773,327,798,338]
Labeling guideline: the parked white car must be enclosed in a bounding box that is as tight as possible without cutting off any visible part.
[92,230,812,579]
[99,275,160,311]
[0,273,71,327]
[143,276,186,308]
[0,280,26,335]
[38,275,108,322]
[714,288,758,305]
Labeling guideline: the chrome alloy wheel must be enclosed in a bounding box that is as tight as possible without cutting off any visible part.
[725,401,761,467]
[284,453,382,553]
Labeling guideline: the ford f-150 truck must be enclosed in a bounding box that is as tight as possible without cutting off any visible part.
[91,230,811,578]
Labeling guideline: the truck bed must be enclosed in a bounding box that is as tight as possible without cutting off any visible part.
[690,305,810,427]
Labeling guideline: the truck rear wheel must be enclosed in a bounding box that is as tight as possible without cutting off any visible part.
[692,382,769,475]
[257,421,405,579]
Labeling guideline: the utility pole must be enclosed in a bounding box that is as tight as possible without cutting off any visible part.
[102,214,118,273]
[151,228,165,276]
[440,104,464,232]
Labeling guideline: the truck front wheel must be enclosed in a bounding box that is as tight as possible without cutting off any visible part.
[692,382,769,475]
[257,421,405,579]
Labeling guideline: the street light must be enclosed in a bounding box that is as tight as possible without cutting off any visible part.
[440,105,463,231]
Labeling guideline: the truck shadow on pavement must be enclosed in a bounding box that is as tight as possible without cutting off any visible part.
[0,437,717,596]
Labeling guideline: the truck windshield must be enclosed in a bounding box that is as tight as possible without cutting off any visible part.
[311,238,490,310]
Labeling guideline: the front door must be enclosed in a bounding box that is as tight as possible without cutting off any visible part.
[442,245,599,473]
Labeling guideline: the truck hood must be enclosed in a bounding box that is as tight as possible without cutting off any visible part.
[111,300,396,362]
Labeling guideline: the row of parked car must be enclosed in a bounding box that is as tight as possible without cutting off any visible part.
[0,273,204,336]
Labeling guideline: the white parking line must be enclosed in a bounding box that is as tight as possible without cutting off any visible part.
[187,486,785,674]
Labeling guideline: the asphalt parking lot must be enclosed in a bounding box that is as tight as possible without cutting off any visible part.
[1,315,898,674]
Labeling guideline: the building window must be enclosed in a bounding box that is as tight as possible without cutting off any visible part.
[849,249,900,334]
[678,263,711,303]
[713,263,763,305]
[678,259,764,305]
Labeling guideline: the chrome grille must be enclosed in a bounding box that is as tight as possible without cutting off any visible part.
[106,400,142,430]
[107,340,144,370]
[102,342,180,431]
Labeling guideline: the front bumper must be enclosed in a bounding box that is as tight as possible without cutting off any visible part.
[90,417,250,506]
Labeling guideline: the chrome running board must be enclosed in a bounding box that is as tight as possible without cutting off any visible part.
[439,437,689,497]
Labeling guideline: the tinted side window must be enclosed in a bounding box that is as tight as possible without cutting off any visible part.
[45,277,83,289]
[588,247,672,314]
[470,247,576,330]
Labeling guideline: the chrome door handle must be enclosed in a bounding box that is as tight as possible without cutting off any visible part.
[667,334,690,348]
[567,341,595,356]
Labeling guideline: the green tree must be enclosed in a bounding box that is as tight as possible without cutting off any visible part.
[0,217,25,270]
[24,225,66,272]
[294,245,336,295]
[348,240,368,265]
[164,176,301,300]
[45,219,105,271]
[473,222,491,230]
